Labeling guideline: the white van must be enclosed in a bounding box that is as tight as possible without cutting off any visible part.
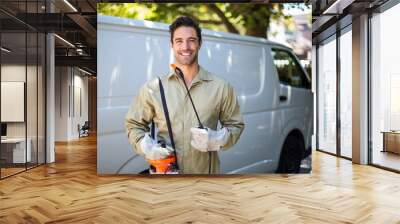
[97,15,313,174]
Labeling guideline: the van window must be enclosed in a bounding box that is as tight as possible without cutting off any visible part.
[271,49,310,89]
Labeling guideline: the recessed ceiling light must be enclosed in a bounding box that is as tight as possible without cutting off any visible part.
[63,0,78,12]
[323,0,354,15]
[54,34,75,48]
[78,67,92,76]
[1,47,11,53]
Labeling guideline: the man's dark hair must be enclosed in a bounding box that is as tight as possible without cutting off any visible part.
[169,16,202,44]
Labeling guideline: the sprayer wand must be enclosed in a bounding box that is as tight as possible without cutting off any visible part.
[171,64,204,129]
[170,64,212,174]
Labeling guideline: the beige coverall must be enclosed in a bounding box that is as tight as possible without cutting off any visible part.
[125,66,244,174]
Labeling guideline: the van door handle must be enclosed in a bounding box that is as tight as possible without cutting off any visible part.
[279,95,287,102]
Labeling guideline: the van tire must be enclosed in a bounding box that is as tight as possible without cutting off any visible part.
[276,134,304,173]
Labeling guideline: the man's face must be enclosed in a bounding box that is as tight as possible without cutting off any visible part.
[171,26,201,66]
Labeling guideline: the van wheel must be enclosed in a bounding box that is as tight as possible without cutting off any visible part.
[276,134,303,173]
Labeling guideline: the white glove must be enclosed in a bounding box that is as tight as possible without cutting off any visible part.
[190,127,209,152]
[208,127,229,151]
[139,133,173,160]
[190,127,229,152]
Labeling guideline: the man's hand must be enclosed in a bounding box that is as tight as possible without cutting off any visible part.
[208,127,229,151]
[139,133,174,160]
[190,127,209,152]
[190,127,229,152]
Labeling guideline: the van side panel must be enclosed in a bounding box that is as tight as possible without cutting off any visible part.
[200,42,282,173]
[98,24,174,173]
[270,47,313,159]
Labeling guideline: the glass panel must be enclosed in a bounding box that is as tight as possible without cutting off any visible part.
[371,4,400,171]
[1,10,27,177]
[340,28,352,158]
[0,1,46,178]
[318,36,337,154]
[38,32,45,165]
[27,30,38,169]
[26,0,38,169]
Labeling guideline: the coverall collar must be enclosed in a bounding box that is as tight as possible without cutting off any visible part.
[168,65,213,82]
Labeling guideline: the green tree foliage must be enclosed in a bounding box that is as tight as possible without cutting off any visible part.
[98,3,308,39]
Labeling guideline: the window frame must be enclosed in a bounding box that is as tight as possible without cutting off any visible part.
[271,47,311,90]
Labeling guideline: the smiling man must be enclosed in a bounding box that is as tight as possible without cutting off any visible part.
[125,16,245,174]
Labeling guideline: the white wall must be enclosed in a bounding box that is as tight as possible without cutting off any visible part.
[72,71,89,138]
[55,67,69,141]
[54,67,89,141]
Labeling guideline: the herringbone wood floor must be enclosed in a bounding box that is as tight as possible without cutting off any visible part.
[1,135,400,223]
